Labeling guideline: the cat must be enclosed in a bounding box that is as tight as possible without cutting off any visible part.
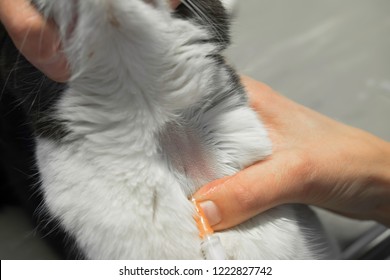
[0,0,331,259]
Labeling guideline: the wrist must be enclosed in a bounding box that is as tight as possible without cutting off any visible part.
[366,135,390,185]
[306,125,390,226]
[359,134,390,226]
[378,140,390,183]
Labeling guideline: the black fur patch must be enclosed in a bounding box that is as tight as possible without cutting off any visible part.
[174,0,231,49]
[0,24,69,141]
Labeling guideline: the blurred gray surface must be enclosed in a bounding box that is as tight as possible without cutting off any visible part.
[1,0,389,259]
[227,0,390,141]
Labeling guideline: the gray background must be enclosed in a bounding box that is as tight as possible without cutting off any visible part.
[1,0,389,259]
[228,0,390,141]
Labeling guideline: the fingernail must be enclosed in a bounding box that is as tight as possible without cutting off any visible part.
[199,201,222,226]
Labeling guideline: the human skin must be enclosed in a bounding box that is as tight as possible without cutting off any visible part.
[193,76,390,230]
[0,0,182,82]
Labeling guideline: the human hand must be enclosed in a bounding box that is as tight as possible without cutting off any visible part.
[193,76,390,229]
[0,0,182,83]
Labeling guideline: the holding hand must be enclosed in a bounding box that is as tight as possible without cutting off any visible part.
[194,77,390,230]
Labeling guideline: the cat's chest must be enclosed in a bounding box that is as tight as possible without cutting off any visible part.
[37,137,204,259]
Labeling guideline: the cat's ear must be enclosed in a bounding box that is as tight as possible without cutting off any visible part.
[220,0,238,15]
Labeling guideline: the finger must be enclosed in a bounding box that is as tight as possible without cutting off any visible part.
[193,153,309,231]
[0,0,69,82]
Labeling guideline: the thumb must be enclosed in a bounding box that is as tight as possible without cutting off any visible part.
[0,0,70,82]
[193,154,305,231]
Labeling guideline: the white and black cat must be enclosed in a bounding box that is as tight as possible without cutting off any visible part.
[0,0,331,259]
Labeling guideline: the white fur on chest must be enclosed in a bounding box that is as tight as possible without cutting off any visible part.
[37,137,203,259]
[37,101,314,259]
[34,0,324,259]
[37,140,314,259]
